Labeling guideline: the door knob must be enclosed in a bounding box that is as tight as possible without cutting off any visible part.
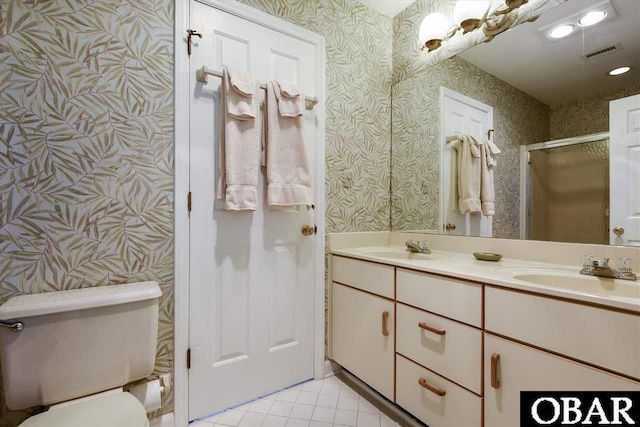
[613,226,625,236]
[301,225,316,236]
[445,223,456,232]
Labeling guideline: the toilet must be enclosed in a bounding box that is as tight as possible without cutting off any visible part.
[0,281,162,426]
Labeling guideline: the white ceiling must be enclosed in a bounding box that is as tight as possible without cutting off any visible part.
[357,0,417,17]
[458,0,640,106]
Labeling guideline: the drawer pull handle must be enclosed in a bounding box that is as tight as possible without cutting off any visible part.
[381,311,389,336]
[418,378,446,397]
[491,353,501,389]
[418,321,446,335]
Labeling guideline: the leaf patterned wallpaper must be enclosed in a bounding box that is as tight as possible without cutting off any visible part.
[0,1,173,424]
[550,85,640,140]
[392,56,550,238]
[238,0,393,234]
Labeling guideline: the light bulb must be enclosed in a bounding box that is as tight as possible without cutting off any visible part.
[548,24,574,39]
[609,66,631,76]
[578,10,607,27]
[419,13,450,51]
[454,0,489,33]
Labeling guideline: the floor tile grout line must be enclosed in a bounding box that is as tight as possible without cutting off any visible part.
[191,378,314,424]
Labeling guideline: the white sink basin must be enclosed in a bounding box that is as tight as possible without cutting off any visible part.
[497,267,640,300]
[353,247,448,261]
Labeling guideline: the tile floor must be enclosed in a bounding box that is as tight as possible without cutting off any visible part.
[190,376,400,427]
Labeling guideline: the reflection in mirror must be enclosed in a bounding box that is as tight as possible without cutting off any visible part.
[391,0,640,246]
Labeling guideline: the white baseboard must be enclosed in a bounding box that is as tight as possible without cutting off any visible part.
[324,359,342,378]
[150,412,175,427]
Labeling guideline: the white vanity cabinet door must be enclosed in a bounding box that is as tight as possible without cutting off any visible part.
[331,282,395,400]
[485,286,640,380]
[484,333,640,427]
[396,355,482,427]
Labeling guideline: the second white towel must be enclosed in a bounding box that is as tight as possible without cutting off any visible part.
[217,67,261,211]
[264,80,312,208]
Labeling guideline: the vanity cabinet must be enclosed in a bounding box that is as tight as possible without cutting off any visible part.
[331,256,395,401]
[484,333,640,427]
[330,254,640,427]
[485,286,640,379]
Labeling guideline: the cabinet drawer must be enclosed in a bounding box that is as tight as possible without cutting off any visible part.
[396,355,482,427]
[332,256,394,299]
[332,283,394,400]
[485,286,640,380]
[396,269,482,327]
[396,303,482,394]
[484,333,640,427]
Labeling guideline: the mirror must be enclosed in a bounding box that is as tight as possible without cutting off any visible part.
[391,0,640,246]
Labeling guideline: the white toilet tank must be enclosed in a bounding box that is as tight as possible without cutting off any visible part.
[0,281,162,411]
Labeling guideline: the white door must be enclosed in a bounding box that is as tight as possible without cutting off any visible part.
[188,1,320,420]
[610,94,640,246]
[440,87,493,237]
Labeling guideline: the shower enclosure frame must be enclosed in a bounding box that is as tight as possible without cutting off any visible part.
[519,131,610,240]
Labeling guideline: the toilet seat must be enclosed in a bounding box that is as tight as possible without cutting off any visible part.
[19,392,148,427]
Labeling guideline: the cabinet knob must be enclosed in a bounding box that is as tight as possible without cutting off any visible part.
[418,321,446,336]
[613,226,625,236]
[445,223,456,232]
[381,311,389,336]
[418,378,446,396]
[491,353,501,389]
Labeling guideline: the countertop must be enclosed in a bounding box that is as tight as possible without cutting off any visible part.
[331,246,640,313]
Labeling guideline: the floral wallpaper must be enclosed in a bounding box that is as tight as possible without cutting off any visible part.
[392,56,550,238]
[238,0,393,234]
[0,1,174,424]
[392,0,455,85]
[550,85,640,140]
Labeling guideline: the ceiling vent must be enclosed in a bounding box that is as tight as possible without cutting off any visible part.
[583,43,622,60]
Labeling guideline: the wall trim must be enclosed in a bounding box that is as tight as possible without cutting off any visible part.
[173,0,191,425]
[174,1,326,425]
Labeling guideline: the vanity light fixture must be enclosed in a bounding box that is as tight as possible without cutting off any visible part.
[420,0,531,53]
[419,13,451,52]
[548,24,574,39]
[609,66,631,76]
[453,0,490,34]
[578,10,607,26]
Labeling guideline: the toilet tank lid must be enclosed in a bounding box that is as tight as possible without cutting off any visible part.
[0,281,161,320]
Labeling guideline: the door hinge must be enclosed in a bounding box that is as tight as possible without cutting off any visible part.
[187,29,202,56]
[187,191,192,213]
[187,348,191,369]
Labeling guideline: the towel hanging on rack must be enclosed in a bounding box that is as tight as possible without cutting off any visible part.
[196,66,319,110]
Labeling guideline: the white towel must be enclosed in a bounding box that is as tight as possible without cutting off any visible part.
[273,80,304,117]
[453,135,482,214]
[216,68,261,211]
[480,138,501,216]
[264,80,312,208]
[225,67,258,120]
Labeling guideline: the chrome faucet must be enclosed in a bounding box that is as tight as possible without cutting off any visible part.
[406,240,431,254]
[580,257,637,281]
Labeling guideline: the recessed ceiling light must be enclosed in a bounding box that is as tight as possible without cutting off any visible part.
[578,10,607,27]
[609,66,631,76]
[549,24,574,39]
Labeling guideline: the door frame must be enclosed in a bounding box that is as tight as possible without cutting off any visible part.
[439,86,493,237]
[174,1,326,425]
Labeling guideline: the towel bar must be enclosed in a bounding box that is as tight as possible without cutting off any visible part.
[195,66,319,110]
